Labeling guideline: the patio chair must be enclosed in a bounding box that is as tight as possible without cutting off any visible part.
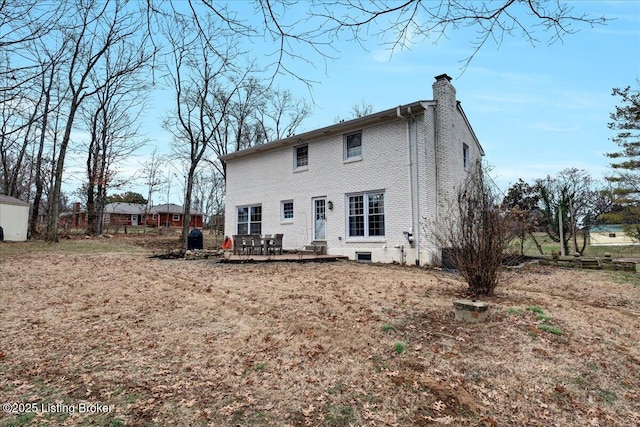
[232,235,247,255]
[263,234,272,254]
[250,234,263,255]
[271,233,283,255]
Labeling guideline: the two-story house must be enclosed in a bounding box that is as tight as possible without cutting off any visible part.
[221,74,484,265]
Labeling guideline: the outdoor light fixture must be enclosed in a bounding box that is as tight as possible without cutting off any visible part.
[327,201,333,210]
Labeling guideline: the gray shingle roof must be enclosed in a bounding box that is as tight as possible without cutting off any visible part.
[103,202,146,215]
[0,194,29,207]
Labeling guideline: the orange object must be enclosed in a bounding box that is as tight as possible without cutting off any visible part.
[221,236,233,250]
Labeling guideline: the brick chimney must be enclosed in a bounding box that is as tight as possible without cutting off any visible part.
[433,73,456,111]
[432,74,458,221]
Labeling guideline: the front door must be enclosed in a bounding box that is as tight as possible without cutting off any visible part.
[313,197,326,241]
[131,214,138,226]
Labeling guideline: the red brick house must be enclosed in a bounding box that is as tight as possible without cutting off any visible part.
[60,202,87,229]
[61,202,204,230]
[147,203,203,228]
[103,202,146,226]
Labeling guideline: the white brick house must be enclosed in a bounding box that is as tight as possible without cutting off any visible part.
[221,74,484,265]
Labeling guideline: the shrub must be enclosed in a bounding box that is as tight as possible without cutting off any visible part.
[432,160,514,297]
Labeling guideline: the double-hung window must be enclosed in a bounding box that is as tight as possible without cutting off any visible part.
[347,191,385,238]
[344,131,362,161]
[294,144,308,171]
[281,200,294,222]
[237,205,262,234]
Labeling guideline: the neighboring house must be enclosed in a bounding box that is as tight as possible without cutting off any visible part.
[147,203,204,228]
[221,74,484,265]
[60,202,87,228]
[0,194,29,241]
[60,202,204,230]
[103,202,147,226]
[590,225,638,246]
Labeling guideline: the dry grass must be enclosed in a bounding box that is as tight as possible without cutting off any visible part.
[1,239,639,426]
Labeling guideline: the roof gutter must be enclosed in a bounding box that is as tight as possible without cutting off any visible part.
[221,101,427,162]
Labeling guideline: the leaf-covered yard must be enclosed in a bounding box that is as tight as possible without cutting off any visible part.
[1,241,639,426]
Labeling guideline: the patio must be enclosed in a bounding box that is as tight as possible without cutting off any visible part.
[223,252,348,263]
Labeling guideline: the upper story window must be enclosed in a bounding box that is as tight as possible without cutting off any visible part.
[463,143,470,170]
[344,131,362,161]
[294,144,308,171]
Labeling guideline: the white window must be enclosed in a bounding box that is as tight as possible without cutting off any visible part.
[237,205,262,234]
[344,131,362,161]
[172,213,180,221]
[347,191,385,238]
[463,143,470,170]
[294,144,308,171]
[281,200,294,222]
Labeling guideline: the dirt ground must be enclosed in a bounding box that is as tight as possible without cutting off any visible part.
[1,240,639,426]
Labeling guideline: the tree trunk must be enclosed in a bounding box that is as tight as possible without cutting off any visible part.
[182,167,195,250]
[528,232,545,255]
[46,103,78,242]
[29,111,50,236]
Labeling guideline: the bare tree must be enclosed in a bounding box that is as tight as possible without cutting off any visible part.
[79,46,149,235]
[45,0,153,242]
[0,52,50,199]
[27,43,69,236]
[192,166,225,234]
[162,16,243,249]
[258,87,312,140]
[335,100,375,122]
[432,160,514,297]
[0,1,66,95]
[350,99,374,118]
[182,0,606,80]
[211,80,312,180]
[536,168,596,255]
[140,147,165,228]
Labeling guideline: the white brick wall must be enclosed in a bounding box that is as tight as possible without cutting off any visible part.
[225,119,418,264]
[224,76,483,265]
[416,76,483,264]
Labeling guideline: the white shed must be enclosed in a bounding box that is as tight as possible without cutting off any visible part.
[0,195,29,242]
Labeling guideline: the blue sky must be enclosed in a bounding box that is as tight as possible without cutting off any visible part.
[66,1,640,204]
[281,1,640,191]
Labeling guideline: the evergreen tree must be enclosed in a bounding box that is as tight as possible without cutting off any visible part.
[605,83,640,240]
[107,192,147,205]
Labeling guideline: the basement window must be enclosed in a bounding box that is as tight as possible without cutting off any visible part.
[356,252,372,263]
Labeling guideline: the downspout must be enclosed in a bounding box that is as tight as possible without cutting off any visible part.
[408,106,420,266]
[397,106,415,263]
[396,106,420,266]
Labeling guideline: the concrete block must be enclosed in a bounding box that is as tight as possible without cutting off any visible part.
[453,300,489,323]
